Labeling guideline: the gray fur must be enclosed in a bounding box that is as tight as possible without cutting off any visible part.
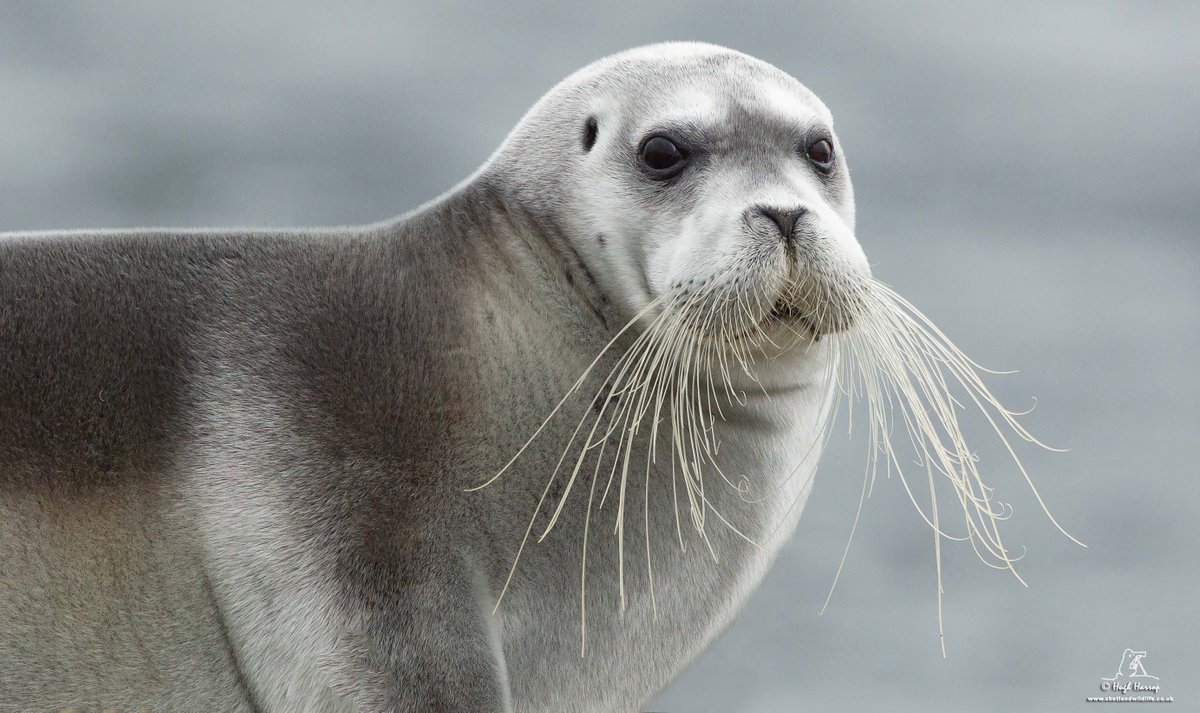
[0,43,861,711]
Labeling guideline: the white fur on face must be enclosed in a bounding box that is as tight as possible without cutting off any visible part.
[570,59,870,347]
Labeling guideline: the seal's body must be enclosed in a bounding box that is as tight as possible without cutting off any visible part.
[0,43,868,711]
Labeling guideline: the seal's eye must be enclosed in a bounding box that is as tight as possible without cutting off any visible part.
[806,138,835,172]
[639,136,687,178]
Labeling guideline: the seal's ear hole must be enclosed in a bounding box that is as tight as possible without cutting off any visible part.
[582,117,598,152]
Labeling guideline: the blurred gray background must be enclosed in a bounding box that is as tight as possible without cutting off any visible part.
[1,2,1195,711]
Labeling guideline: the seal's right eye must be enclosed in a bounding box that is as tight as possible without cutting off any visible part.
[806,138,835,172]
[639,136,687,178]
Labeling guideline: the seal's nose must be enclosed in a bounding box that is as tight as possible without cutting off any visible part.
[755,206,806,243]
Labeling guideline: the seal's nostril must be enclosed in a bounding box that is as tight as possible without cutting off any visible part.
[756,206,806,242]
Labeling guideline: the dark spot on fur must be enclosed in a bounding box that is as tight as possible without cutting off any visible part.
[583,116,598,152]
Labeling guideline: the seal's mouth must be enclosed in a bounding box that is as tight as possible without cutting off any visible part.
[768,298,804,322]
[766,296,830,340]
[766,282,866,338]
[764,299,817,340]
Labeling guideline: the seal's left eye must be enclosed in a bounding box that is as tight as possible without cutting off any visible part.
[640,136,687,177]
[807,139,835,172]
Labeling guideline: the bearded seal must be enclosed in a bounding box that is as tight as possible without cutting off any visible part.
[0,43,871,711]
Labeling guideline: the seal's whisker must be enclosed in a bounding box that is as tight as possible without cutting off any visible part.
[540,306,677,540]
[578,416,611,656]
[871,294,1057,550]
[467,295,667,494]
[484,248,1077,658]
[605,290,720,610]
[817,278,1084,654]
[484,294,677,615]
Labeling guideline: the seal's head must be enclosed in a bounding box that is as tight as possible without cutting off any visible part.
[490,42,870,355]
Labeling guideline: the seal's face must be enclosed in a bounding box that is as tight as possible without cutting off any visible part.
[559,44,870,351]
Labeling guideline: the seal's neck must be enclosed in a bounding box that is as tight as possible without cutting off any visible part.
[474,180,613,334]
